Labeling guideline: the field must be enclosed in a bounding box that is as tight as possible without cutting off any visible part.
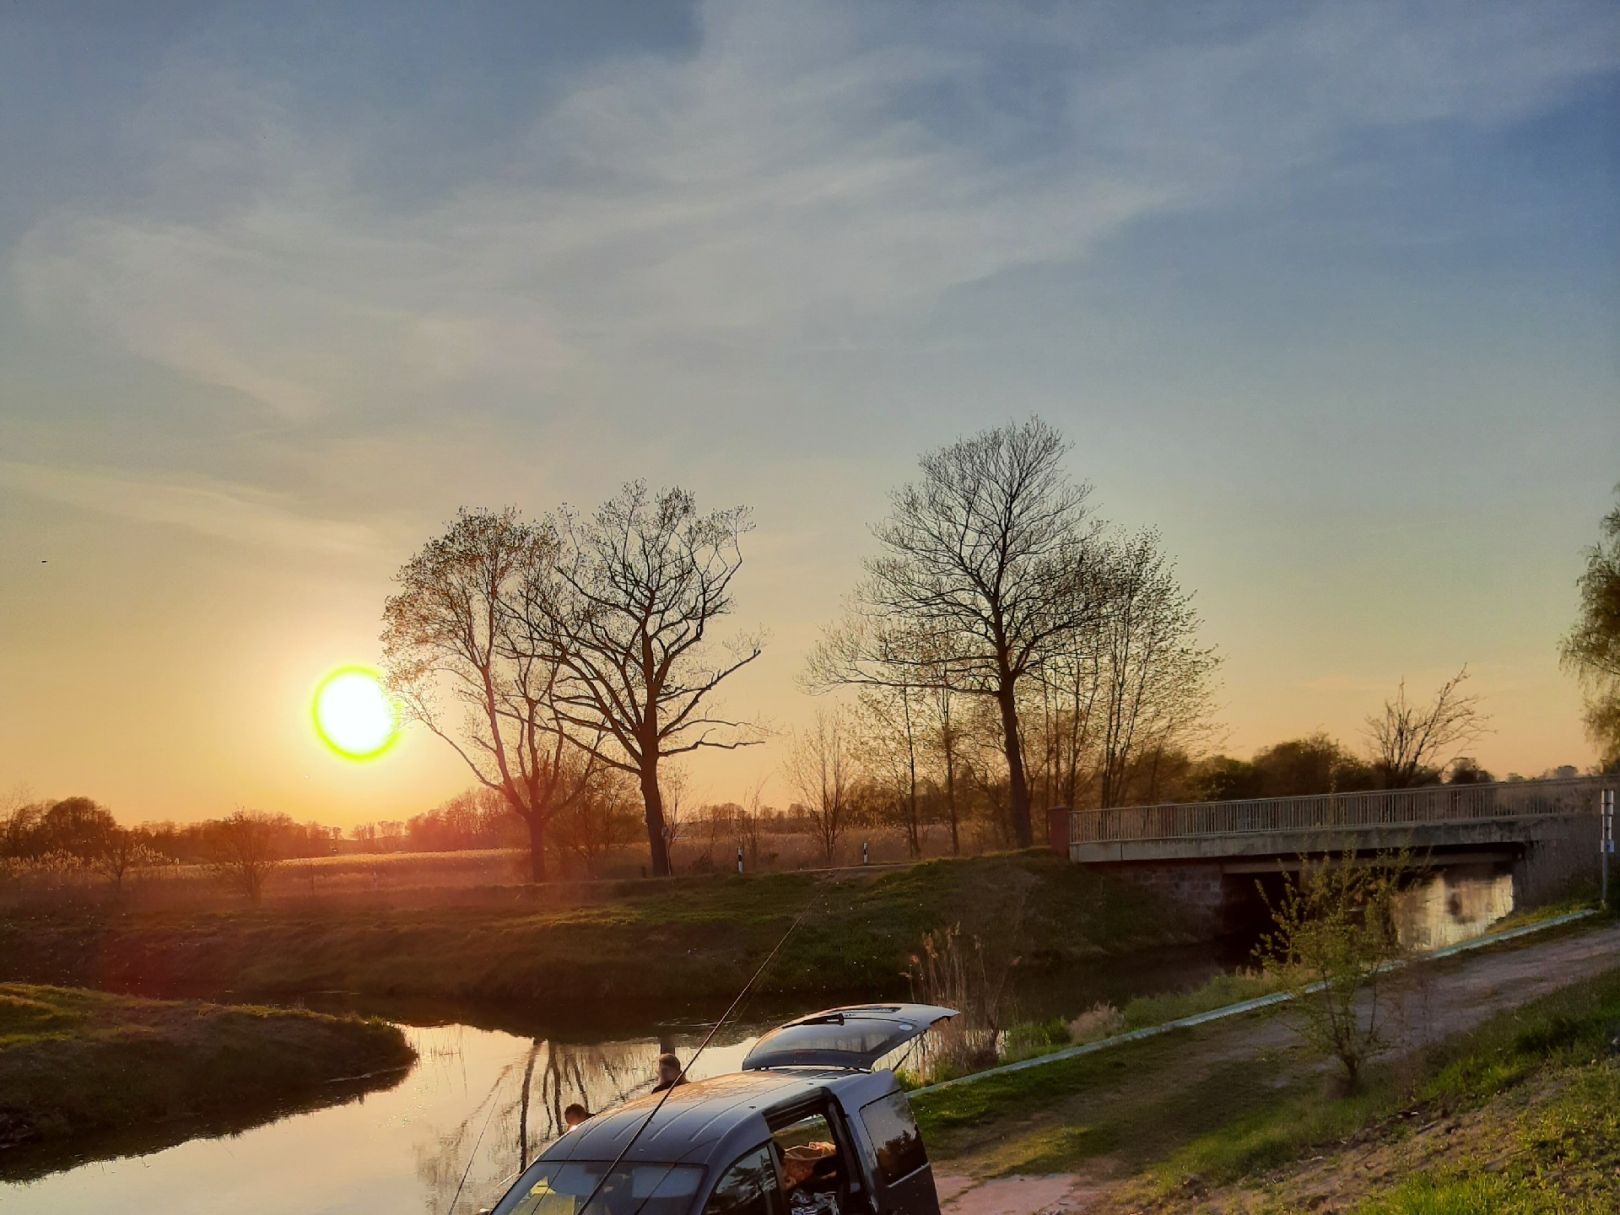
[0,829,974,914]
[0,983,413,1178]
[0,853,1197,1021]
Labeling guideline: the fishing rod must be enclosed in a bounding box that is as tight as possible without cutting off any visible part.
[562,897,823,1215]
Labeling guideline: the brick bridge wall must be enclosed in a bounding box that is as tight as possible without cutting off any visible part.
[1104,859,1229,936]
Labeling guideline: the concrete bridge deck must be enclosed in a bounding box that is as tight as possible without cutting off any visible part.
[1049,776,1613,930]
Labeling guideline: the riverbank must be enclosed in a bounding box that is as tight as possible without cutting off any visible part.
[0,854,1195,1018]
[0,983,413,1172]
[917,918,1620,1213]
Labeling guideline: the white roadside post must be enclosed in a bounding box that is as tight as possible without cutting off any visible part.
[1603,788,1614,911]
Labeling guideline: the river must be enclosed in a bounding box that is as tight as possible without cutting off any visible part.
[0,866,1515,1214]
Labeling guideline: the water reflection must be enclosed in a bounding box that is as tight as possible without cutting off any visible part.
[1393,864,1515,951]
[0,892,1516,1215]
[2,1020,771,1215]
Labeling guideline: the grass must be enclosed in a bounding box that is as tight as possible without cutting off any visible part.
[911,944,1620,1210]
[1119,967,1288,1028]
[0,853,1196,1020]
[0,983,414,1172]
[1342,1064,1620,1214]
[1145,966,1620,1197]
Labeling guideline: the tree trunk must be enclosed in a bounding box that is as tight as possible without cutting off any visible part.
[640,762,673,877]
[525,812,548,883]
[944,740,960,855]
[996,679,1033,847]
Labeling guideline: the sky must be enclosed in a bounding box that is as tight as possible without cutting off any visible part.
[1,0,1617,826]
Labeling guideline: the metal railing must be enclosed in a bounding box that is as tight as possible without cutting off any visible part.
[1067,776,1608,846]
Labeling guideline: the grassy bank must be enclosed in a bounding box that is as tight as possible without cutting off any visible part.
[0,983,413,1169]
[0,854,1193,1018]
[914,957,1620,1212]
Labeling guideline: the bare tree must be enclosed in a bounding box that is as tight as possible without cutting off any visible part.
[738,780,767,869]
[552,766,642,878]
[521,483,763,877]
[1093,531,1219,807]
[93,827,161,895]
[382,508,602,882]
[930,680,964,855]
[785,711,853,864]
[206,810,282,905]
[1365,667,1489,788]
[855,682,926,858]
[660,765,690,862]
[813,419,1106,848]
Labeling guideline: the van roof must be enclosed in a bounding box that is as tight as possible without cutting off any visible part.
[544,1068,897,1169]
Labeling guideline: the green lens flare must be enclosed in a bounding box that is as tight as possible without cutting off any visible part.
[312,665,401,761]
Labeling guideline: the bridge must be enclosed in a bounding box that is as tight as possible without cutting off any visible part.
[1048,776,1613,936]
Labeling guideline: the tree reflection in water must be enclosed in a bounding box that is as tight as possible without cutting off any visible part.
[418,1034,659,1213]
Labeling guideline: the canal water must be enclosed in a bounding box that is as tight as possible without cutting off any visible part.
[0,866,1515,1214]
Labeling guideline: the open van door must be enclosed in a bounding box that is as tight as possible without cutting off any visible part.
[742,1005,957,1072]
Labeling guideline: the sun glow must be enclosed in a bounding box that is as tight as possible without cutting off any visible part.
[312,666,401,761]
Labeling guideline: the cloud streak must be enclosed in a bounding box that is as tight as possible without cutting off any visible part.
[13,0,1616,422]
[0,460,381,555]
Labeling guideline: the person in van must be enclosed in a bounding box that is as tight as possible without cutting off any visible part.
[782,1142,841,1215]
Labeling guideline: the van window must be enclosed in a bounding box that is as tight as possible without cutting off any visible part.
[859,1092,926,1184]
[704,1146,780,1215]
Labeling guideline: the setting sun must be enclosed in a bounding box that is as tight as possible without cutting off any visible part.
[312,667,400,761]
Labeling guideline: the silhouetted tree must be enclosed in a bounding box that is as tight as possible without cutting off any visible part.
[520,483,763,877]
[1365,667,1488,788]
[1091,530,1219,808]
[814,419,1107,847]
[785,711,853,864]
[383,508,603,882]
[206,810,283,905]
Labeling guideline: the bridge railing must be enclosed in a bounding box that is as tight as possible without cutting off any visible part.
[1068,776,1607,846]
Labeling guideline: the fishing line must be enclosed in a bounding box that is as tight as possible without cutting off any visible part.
[566,889,828,1215]
[446,1086,504,1215]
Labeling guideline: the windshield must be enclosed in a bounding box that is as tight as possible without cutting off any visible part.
[492,1160,704,1215]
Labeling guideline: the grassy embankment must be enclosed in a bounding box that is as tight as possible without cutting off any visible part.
[912,955,1620,1212]
[0,983,414,1172]
[0,854,1195,1019]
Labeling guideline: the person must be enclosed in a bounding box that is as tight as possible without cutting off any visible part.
[782,1143,840,1215]
[563,1103,590,1130]
[651,1052,687,1092]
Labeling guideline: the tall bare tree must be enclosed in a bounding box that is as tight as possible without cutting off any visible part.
[1093,530,1219,807]
[813,418,1105,847]
[1365,666,1488,787]
[855,681,926,858]
[382,508,601,882]
[521,484,762,877]
[786,710,853,864]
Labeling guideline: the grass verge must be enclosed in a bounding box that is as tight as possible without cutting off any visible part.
[1147,966,1620,1201]
[0,854,1193,1019]
[0,983,414,1171]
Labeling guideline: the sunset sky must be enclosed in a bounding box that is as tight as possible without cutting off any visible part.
[2,1,1617,826]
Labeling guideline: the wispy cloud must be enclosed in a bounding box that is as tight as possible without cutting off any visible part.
[0,460,381,555]
[13,0,1616,421]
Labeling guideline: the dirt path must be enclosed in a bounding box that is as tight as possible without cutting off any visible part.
[933,920,1620,1215]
